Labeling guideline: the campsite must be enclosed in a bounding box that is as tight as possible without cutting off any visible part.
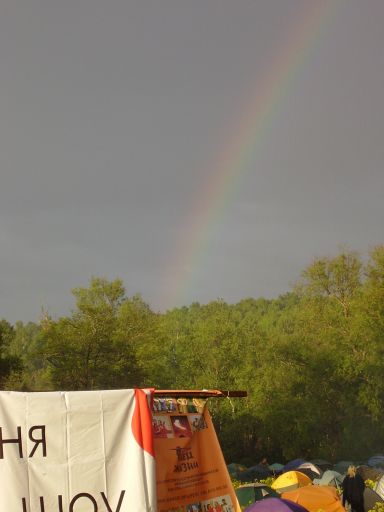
[231,457,384,512]
[1,0,384,508]
[1,248,384,510]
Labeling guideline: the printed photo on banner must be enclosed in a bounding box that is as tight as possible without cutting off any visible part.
[153,398,178,413]
[153,415,174,438]
[200,494,235,512]
[189,414,207,432]
[170,415,192,438]
[192,398,206,414]
[186,503,201,511]
[176,398,206,414]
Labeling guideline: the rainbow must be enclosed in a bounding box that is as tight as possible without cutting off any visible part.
[160,0,340,310]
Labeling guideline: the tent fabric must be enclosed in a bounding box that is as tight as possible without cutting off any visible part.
[239,465,271,482]
[310,459,333,470]
[269,463,285,473]
[313,470,343,489]
[296,463,323,481]
[334,461,354,475]
[282,485,345,512]
[357,465,384,482]
[297,463,323,476]
[368,455,384,469]
[363,487,384,512]
[284,459,307,473]
[244,497,309,512]
[236,483,279,508]
[374,474,384,501]
[271,471,312,493]
[227,462,247,478]
[296,468,321,481]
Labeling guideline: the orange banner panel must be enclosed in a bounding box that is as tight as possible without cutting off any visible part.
[153,397,241,512]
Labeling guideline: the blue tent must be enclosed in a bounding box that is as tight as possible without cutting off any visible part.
[283,459,306,473]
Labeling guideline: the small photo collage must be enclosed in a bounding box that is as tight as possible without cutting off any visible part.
[152,398,207,439]
[162,494,235,512]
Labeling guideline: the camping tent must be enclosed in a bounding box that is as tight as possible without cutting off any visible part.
[310,459,333,471]
[271,471,312,493]
[368,455,384,469]
[363,487,384,512]
[374,474,384,501]
[313,470,343,490]
[239,465,271,482]
[236,483,279,508]
[333,461,354,475]
[296,463,323,480]
[357,465,384,482]
[244,497,309,512]
[282,485,344,512]
[269,463,284,474]
[227,462,247,478]
[283,459,306,472]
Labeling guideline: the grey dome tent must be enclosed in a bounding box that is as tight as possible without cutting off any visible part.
[363,487,383,512]
[375,474,384,501]
[313,470,343,491]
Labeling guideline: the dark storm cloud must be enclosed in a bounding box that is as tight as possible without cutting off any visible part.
[0,0,383,321]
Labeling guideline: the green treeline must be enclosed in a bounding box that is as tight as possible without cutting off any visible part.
[1,246,384,464]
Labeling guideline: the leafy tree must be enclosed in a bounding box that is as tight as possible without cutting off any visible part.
[298,251,362,317]
[115,294,167,388]
[0,319,22,388]
[40,278,147,390]
[3,246,384,463]
[6,321,50,391]
[348,246,384,422]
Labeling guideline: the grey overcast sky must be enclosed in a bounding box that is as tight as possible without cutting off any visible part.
[1,0,383,323]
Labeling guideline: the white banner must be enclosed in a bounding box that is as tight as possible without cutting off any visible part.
[0,389,157,512]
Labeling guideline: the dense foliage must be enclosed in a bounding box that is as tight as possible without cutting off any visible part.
[2,246,384,464]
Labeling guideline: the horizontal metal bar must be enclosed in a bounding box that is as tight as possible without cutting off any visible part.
[153,389,247,398]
